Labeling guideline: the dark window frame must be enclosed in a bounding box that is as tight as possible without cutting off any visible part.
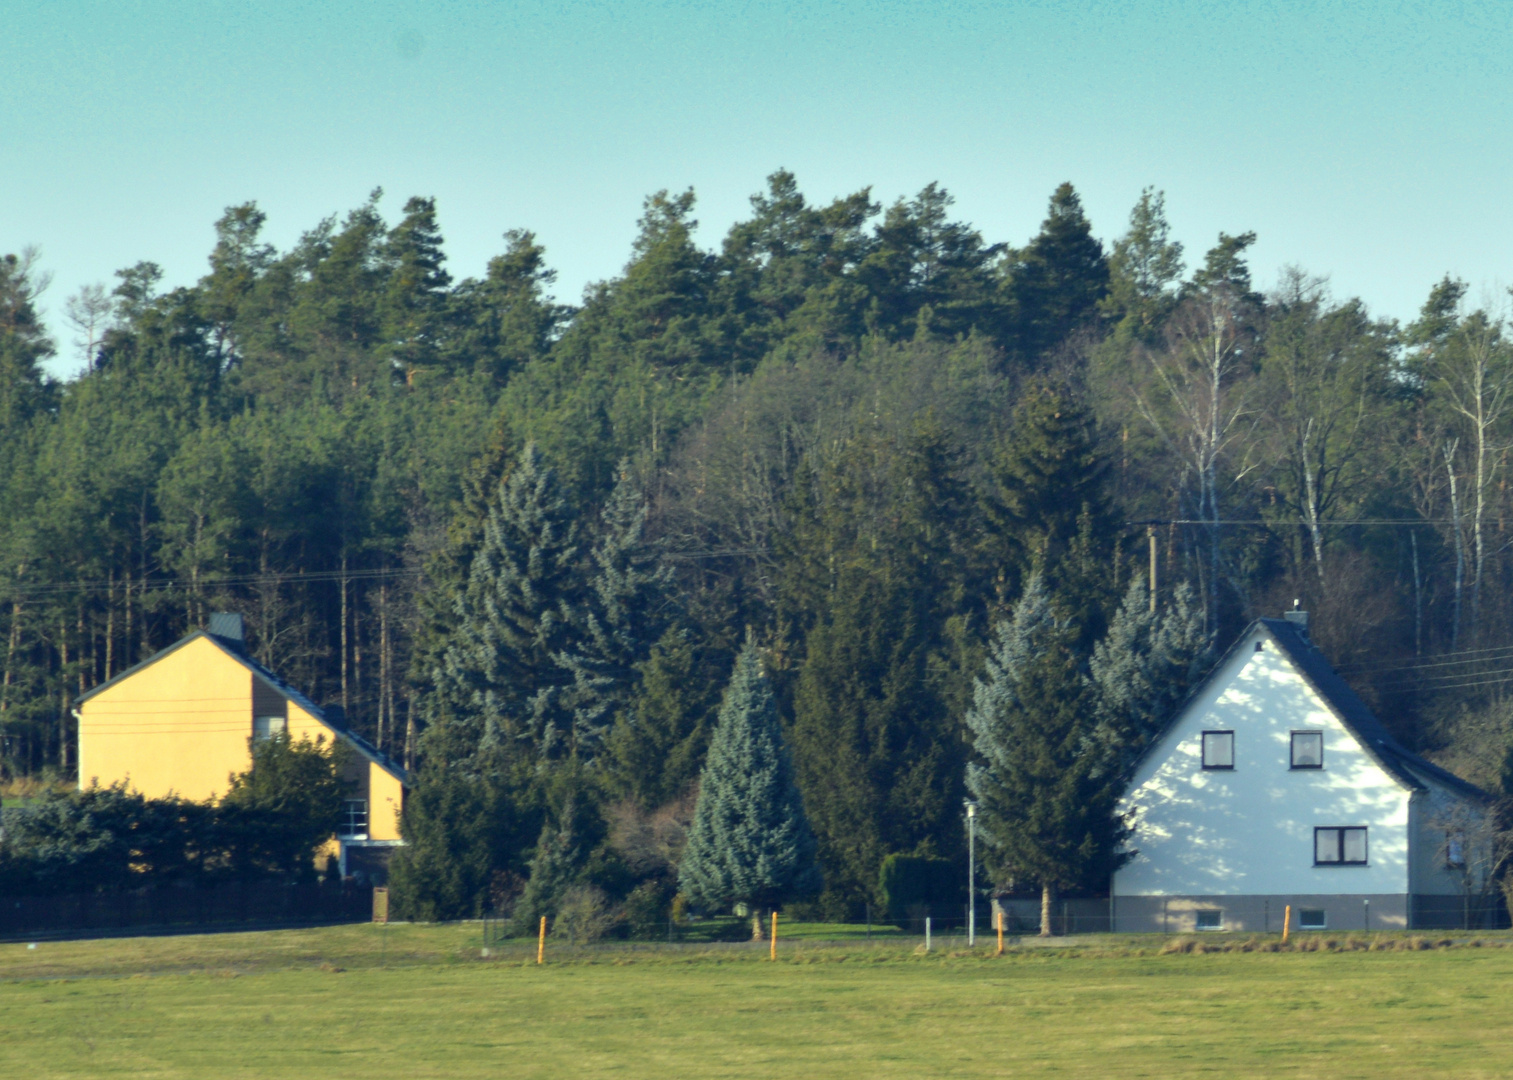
[1314,826,1368,866]
[1290,730,1324,770]
[1201,730,1235,770]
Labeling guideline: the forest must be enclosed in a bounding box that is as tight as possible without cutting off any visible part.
[3,172,1512,919]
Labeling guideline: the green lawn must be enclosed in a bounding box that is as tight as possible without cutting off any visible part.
[3,924,1513,1077]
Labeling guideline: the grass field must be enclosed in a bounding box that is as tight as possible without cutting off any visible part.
[4,924,1513,1078]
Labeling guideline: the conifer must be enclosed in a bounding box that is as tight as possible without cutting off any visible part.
[965,573,1133,936]
[679,642,819,924]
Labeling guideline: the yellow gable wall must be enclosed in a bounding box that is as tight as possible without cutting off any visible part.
[79,634,407,832]
[78,636,254,802]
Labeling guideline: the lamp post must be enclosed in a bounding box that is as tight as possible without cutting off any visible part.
[965,800,977,946]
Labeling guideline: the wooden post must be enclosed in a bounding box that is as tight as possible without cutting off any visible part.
[770,912,778,961]
[1282,904,1291,945]
[537,916,547,964]
[996,909,1004,956]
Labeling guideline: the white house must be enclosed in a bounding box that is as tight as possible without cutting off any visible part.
[1113,612,1493,932]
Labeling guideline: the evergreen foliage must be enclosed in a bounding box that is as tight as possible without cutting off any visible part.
[679,642,819,913]
[965,573,1134,934]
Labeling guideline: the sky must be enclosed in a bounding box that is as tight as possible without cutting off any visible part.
[4,0,1512,377]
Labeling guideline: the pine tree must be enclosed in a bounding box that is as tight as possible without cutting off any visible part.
[556,462,674,759]
[1089,577,1211,778]
[425,443,582,765]
[679,641,819,929]
[965,573,1133,936]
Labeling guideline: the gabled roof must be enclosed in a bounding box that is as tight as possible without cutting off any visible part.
[1131,617,1490,803]
[76,629,408,787]
[1258,618,1488,802]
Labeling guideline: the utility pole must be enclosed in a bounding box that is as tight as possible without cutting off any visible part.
[966,801,977,946]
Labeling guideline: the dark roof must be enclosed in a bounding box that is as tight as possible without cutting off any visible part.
[1258,618,1488,802]
[76,629,408,787]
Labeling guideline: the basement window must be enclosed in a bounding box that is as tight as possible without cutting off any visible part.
[1291,731,1324,769]
[338,800,369,839]
[1297,908,1326,930]
[1195,909,1223,931]
[253,715,286,742]
[1315,827,1368,866]
[1201,731,1234,770]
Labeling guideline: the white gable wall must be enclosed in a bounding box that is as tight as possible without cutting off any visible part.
[1114,625,1413,900]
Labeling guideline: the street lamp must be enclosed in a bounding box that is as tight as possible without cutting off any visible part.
[965,800,977,946]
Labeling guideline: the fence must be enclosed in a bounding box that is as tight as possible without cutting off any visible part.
[0,880,373,939]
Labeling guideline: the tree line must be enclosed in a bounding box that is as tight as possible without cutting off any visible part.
[3,173,1512,924]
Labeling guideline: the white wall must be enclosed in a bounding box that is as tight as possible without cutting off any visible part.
[1114,625,1413,898]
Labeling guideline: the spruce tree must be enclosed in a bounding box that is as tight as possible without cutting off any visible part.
[556,461,674,758]
[1089,577,1211,778]
[965,573,1133,936]
[604,625,720,808]
[426,442,581,765]
[679,641,819,931]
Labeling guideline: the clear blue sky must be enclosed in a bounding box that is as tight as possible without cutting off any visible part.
[5,0,1511,376]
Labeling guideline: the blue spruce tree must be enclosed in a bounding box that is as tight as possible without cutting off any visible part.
[679,640,819,936]
[965,572,1133,936]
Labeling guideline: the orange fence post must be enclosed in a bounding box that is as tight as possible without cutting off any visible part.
[1282,904,1291,945]
[770,911,778,961]
[538,915,547,964]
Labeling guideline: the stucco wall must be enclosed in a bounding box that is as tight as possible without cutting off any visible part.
[1114,626,1414,899]
[77,636,254,802]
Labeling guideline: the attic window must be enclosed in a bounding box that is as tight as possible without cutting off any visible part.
[1291,731,1324,769]
[1201,731,1234,770]
[253,715,286,742]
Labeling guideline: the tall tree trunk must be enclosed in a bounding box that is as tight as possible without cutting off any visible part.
[340,551,350,717]
[1446,440,1466,649]
[1040,882,1057,938]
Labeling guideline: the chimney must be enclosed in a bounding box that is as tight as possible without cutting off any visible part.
[1283,599,1309,640]
[208,612,245,649]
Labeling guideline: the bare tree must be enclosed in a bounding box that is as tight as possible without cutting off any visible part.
[1134,292,1259,633]
[63,283,113,372]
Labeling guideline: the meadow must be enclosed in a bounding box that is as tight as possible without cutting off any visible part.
[3,923,1513,1078]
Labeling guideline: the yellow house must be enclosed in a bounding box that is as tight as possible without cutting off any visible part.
[75,613,408,882]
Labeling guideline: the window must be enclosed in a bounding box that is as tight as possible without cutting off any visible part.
[1291,731,1324,769]
[1315,826,1368,865]
[1201,730,1234,770]
[253,715,286,742]
[1297,908,1326,930]
[1195,909,1223,931]
[338,799,369,839]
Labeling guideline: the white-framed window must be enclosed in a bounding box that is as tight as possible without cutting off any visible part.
[339,799,369,839]
[1201,730,1234,770]
[1315,826,1368,865]
[1297,908,1326,930]
[253,715,286,742]
[1195,909,1223,931]
[1290,731,1324,769]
